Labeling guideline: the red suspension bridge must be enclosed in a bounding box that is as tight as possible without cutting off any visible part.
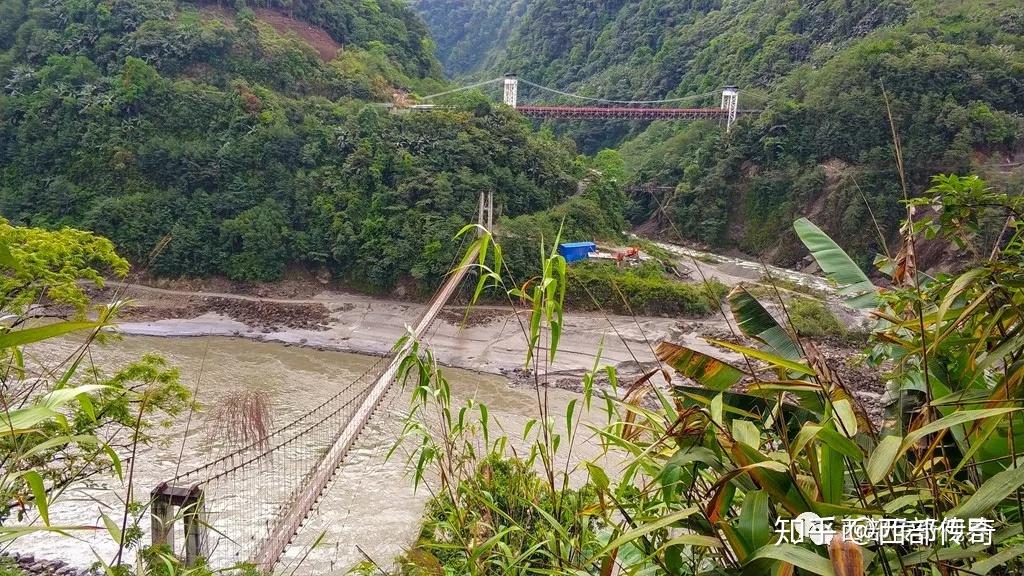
[413,74,747,131]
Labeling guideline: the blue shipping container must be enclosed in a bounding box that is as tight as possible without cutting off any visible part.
[558,242,596,263]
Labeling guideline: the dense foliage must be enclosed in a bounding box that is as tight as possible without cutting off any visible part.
[565,261,725,317]
[414,0,1024,266]
[389,174,1024,575]
[0,221,190,567]
[0,0,584,289]
[408,0,525,78]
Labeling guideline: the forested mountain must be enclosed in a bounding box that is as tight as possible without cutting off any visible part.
[409,0,526,77]
[0,0,598,289]
[413,0,1024,266]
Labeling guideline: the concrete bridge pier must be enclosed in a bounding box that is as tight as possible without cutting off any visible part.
[151,482,208,566]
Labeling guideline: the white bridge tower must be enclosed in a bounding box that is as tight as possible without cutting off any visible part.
[721,86,739,132]
[503,74,518,108]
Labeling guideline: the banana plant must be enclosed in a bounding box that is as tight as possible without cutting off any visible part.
[643,179,1024,576]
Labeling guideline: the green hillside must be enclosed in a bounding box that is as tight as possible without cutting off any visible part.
[410,0,525,77]
[0,0,590,289]
[413,0,1024,265]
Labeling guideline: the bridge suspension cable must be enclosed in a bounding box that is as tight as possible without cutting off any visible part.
[150,193,497,572]
[417,77,504,100]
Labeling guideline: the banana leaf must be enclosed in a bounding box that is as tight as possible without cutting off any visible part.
[728,286,801,361]
[794,218,879,309]
[656,341,746,391]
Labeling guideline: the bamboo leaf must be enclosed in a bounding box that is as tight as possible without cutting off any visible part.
[948,464,1024,519]
[656,534,722,550]
[748,544,835,575]
[24,471,49,526]
[792,424,863,462]
[739,490,771,551]
[1,385,108,432]
[972,545,1024,575]
[866,435,902,484]
[903,408,1019,451]
[0,321,101,349]
[711,339,816,376]
[731,442,811,515]
[101,513,122,543]
[586,507,699,563]
[821,440,845,504]
[586,462,610,491]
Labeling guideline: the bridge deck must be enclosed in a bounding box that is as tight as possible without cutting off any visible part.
[252,242,481,571]
[516,105,729,120]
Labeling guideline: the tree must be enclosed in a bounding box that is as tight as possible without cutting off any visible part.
[0,220,189,555]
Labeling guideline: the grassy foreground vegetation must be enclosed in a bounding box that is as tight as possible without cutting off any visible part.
[376,173,1024,575]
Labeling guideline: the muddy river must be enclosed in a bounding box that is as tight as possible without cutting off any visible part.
[6,335,601,574]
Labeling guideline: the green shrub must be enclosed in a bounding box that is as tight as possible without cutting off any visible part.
[0,559,23,576]
[389,456,598,576]
[787,296,845,338]
[565,261,726,317]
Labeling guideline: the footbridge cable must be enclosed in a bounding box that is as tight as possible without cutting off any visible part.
[149,192,496,572]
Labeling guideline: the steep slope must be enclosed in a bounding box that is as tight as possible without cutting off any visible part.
[411,0,526,77]
[414,0,1024,266]
[0,0,584,289]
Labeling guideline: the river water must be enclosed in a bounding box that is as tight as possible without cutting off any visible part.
[7,335,598,574]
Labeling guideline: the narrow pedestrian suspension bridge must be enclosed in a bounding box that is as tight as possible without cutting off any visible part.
[414,75,747,131]
[150,194,495,572]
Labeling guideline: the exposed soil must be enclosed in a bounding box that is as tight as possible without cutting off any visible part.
[254,8,342,61]
[197,4,342,61]
[125,268,329,300]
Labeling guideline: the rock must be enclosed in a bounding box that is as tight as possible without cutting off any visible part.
[18,554,34,566]
[56,566,78,576]
[29,561,48,572]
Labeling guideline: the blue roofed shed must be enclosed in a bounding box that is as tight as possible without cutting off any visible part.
[558,242,596,263]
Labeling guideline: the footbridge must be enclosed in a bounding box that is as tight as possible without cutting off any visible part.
[150,193,495,572]
[413,75,750,131]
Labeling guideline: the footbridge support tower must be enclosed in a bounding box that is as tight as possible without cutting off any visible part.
[721,86,739,132]
[503,73,518,108]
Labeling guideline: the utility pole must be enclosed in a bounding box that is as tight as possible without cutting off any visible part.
[503,73,518,108]
[721,86,739,132]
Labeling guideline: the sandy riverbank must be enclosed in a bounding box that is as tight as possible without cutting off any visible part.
[91,237,883,418]
[105,280,736,377]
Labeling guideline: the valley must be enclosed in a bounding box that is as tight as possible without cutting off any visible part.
[1,0,1023,575]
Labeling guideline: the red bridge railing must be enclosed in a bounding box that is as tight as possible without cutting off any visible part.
[515,105,730,120]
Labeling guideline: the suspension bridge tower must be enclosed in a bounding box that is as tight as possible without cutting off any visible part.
[503,73,518,108]
[721,86,739,132]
